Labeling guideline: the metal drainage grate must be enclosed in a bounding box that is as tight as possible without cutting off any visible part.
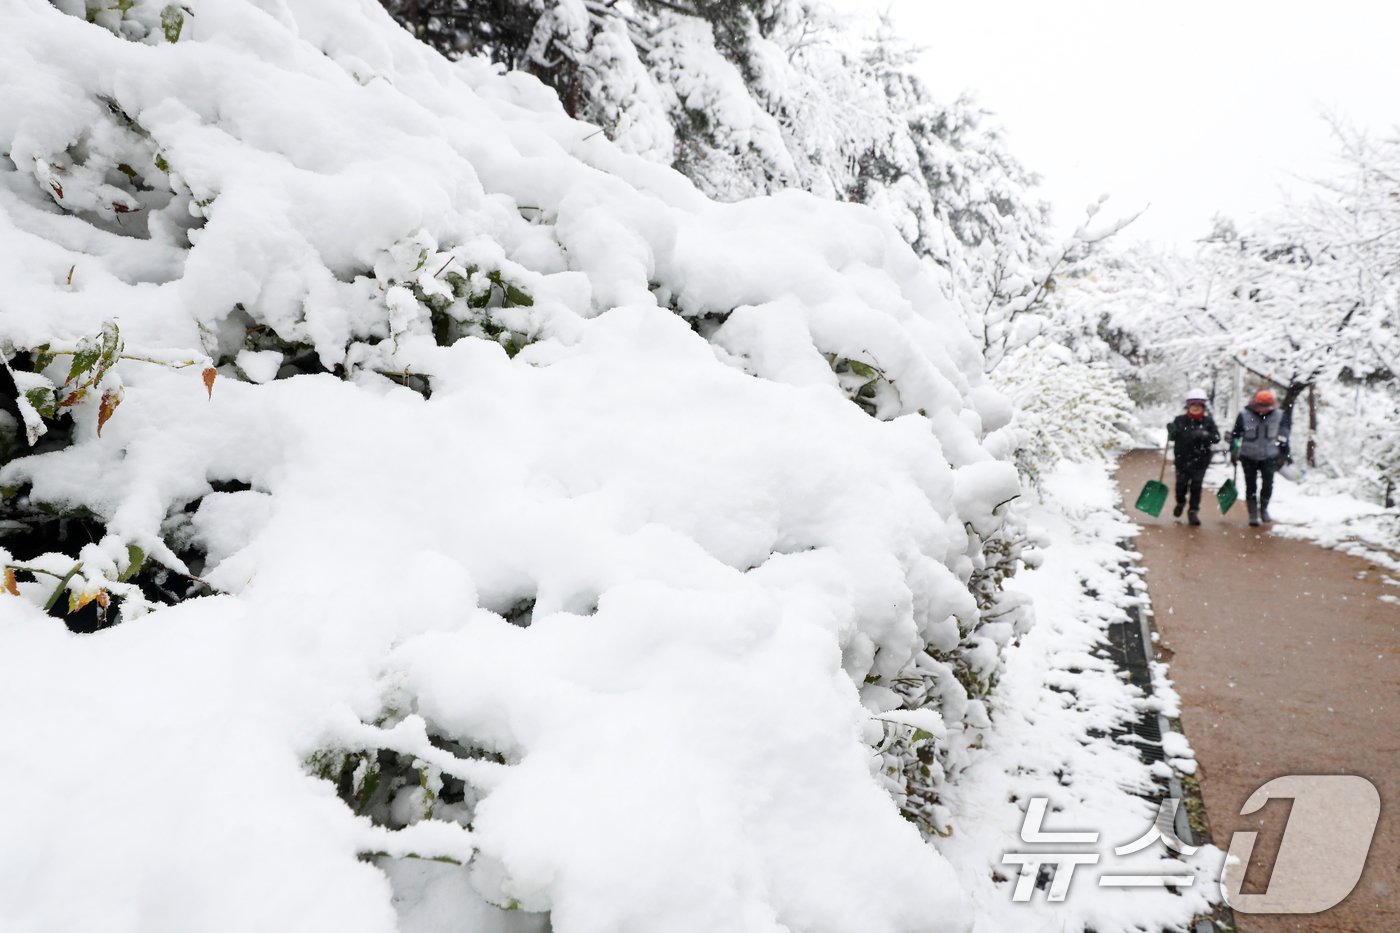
[1092,544,1230,933]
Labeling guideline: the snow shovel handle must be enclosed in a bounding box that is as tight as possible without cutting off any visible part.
[1158,436,1169,483]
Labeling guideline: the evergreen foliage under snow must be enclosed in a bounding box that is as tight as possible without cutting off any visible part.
[1,1,1035,929]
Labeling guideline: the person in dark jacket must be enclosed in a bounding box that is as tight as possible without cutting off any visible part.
[1167,388,1220,525]
[1231,388,1290,526]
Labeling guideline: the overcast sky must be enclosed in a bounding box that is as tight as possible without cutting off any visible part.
[879,1,1399,245]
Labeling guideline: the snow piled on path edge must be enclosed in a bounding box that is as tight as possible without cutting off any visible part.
[939,461,1223,932]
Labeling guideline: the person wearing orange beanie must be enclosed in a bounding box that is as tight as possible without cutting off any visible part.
[1230,389,1290,526]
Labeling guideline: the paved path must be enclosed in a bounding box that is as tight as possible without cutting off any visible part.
[1116,449,1398,933]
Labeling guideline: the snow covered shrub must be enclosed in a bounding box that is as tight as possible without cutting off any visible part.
[825,354,900,420]
[990,343,1137,488]
[306,712,497,848]
[1311,382,1400,511]
[0,316,218,628]
[3,2,1033,930]
[54,0,191,44]
[380,1,1054,296]
[371,230,540,363]
[382,0,796,191]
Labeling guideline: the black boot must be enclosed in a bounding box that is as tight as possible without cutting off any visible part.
[1188,510,1200,526]
[1248,499,1260,527]
[1260,503,1272,523]
[1173,500,1185,518]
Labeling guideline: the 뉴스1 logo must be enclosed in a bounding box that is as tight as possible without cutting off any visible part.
[1002,774,1380,914]
[1001,796,1197,901]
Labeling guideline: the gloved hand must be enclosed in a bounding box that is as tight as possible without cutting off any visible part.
[1277,439,1291,460]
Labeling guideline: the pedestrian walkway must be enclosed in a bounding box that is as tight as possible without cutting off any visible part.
[1116,449,1398,933]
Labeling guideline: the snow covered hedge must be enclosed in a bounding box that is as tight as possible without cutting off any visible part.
[990,343,1137,488]
[380,0,1058,370]
[1,2,1030,930]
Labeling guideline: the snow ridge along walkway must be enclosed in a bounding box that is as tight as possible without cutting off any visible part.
[1116,449,1399,933]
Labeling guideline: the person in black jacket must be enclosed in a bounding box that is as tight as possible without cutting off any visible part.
[1167,389,1220,525]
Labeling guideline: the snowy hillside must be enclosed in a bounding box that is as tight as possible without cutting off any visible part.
[0,2,1041,931]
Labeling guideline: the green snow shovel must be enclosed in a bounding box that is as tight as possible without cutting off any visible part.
[1217,461,1239,514]
[1134,439,1170,517]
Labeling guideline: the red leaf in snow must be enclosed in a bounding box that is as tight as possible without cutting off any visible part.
[97,389,122,436]
[58,387,87,408]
